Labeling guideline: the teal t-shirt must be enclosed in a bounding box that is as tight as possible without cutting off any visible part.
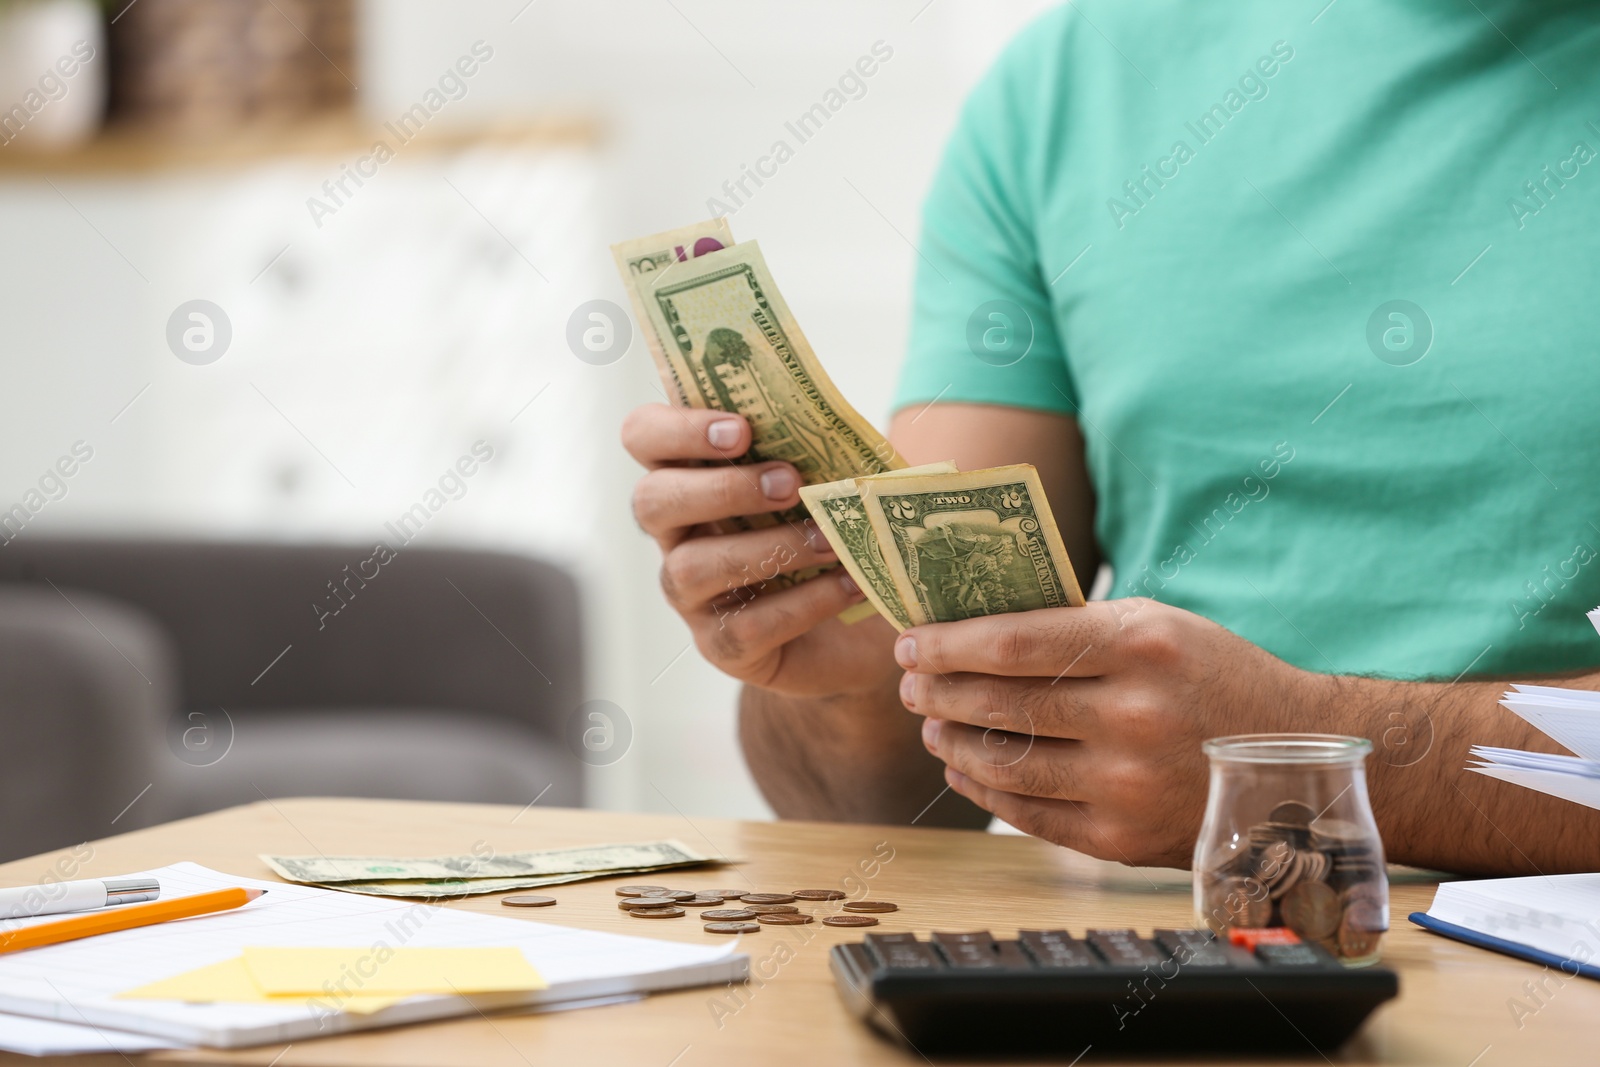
[894,1,1600,680]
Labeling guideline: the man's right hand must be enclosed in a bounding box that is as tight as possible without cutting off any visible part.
[622,403,900,697]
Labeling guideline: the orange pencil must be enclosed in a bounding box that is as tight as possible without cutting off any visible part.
[0,887,266,955]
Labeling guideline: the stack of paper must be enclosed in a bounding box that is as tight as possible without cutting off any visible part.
[1471,609,1600,808]
[0,863,747,1052]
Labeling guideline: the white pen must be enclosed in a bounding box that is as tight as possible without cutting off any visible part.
[0,877,161,920]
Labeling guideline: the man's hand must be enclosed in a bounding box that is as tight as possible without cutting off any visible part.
[622,403,899,698]
[896,598,1319,868]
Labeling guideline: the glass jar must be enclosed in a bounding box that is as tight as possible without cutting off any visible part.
[1192,734,1388,966]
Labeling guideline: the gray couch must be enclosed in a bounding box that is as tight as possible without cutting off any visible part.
[0,540,584,862]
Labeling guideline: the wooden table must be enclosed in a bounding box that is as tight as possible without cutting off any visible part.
[0,798,1591,1067]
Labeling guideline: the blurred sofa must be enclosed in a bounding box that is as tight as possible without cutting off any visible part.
[0,540,584,862]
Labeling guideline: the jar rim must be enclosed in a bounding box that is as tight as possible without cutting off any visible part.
[1202,733,1372,765]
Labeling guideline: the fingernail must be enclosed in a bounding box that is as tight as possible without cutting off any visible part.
[707,419,740,450]
[921,717,941,748]
[895,634,917,669]
[803,519,832,554]
[838,571,861,598]
[760,466,798,500]
[899,672,917,709]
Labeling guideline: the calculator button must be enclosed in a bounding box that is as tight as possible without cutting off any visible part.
[1018,931,1099,969]
[1087,931,1167,968]
[933,932,1000,968]
[1154,930,1232,968]
[1255,943,1323,967]
[864,933,943,969]
[1228,927,1302,949]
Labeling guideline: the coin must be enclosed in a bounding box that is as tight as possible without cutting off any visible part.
[792,889,846,901]
[615,885,670,897]
[630,905,686,918]
[1268,800,1315,828]
[678,895,726,907]
[740,893,797,904]
[822,914,879,927]
[842,901,898,913]
[1309,817,1364,849]
[704,921,760,934]
[1337,901,1385,960]
[1212,876,1271,929]
[619,896,683,910]
[710,889,748,899]
[653,890,696,901]
[1253,839,1295,890]
[1282,880,1340,940]
[701,908,757,921]
[500,895,557,908]
[744,903,799,915]
[756,913,814,925]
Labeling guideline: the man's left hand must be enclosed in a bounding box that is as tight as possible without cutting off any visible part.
[896,599,1327,867]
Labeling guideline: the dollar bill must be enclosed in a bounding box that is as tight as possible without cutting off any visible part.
[610,219,735,405]
[800,462,959,632]
[298,866,714,900]
[633,239,904,485]
[260,840,713,885]
[860,464,1085,625]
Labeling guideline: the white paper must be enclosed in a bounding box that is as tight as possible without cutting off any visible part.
[0,1013,180,1056]
[0,863,746,1049]
[1427,873,1600,963]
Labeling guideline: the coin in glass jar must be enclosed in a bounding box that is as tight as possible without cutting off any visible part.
[1282,880,1340,940]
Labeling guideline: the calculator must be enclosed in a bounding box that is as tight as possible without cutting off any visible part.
[829,928,1398,1056]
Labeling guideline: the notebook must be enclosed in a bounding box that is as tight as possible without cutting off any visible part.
[0,863,747,1048]
[1469,608,1600,808]
[1410,873,1600,979]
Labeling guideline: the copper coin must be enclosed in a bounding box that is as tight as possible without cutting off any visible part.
[701,908,757,921]
[1212,876,1270,929]
[822,914,879,927]
[678,895,726,907]
[756,913,814,925]
[619,896,683,910]
[744,903,799,915]
[630,905,686,918]
[792,889,846,901]
[704,921,760,934]
[654,890,696,901]
[500,895,557,908]
[615,885,670,897]
[842,901,898,913]
[1282,881,1340,940]
[618,901,677,912]
[1337,896,1388,959]
[711,889,749,900]
[741,893,797,904]
[1268,800,1315,828]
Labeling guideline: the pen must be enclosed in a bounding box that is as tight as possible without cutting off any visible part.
[0,886,267,955]
[0,877,161,920]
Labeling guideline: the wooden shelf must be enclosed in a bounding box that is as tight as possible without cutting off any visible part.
[0,112,602,175]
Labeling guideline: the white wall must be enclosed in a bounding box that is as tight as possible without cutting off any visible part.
[0,0,1056,822]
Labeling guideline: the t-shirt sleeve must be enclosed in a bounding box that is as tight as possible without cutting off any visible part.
[892,24,1078,417]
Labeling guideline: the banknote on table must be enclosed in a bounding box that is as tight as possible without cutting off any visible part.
[800,462,959,632]
[261,840,716,886]
[860,464,1085,625]
[292,866,718,900]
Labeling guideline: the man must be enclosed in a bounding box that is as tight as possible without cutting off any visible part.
[623,2,1600,874]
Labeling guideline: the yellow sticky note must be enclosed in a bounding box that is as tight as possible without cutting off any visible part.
[242,946,546,997]
[118,956,404,1014]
